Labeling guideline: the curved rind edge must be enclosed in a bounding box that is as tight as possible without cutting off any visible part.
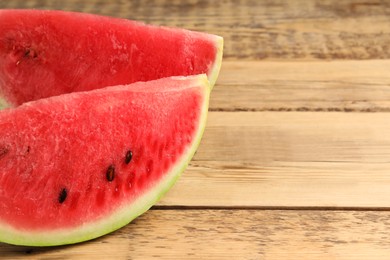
[208,36,224,89]
[0,74,211,246]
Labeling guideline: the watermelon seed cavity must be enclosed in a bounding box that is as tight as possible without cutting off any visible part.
[58,188,68,204]
[125,150,133,164]
[106,165,115,182]
[15,48,38,65]
[24,49,37,59]
[0,146,9,159]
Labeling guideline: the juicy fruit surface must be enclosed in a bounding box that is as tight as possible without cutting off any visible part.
[0,9,222,107]
[0,75,208,235]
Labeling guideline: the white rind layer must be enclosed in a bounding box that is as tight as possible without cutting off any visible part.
[208,36,224,88]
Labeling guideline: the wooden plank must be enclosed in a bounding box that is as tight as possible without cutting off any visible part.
[157,112,390,207]
[2,0,390,60]
[212,60,390,112]
[1,209,390,259]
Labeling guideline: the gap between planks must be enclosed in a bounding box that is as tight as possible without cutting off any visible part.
[151,205,390,212]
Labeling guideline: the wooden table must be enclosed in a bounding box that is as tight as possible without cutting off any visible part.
[2,0,390,259]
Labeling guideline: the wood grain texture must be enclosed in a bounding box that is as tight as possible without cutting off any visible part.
[1,0,390,60]
[157,112,390,207]
[213,60,390,112]
[1,0,390,258]
[2,209,390,259]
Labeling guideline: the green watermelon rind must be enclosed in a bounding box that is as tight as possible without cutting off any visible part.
[0,75,211,246]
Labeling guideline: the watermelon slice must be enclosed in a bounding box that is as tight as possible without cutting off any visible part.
[0,74,210,246]
[0,9,223,108]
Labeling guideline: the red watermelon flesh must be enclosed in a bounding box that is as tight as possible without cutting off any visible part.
[0,74,210,246]
[0,9,223,108]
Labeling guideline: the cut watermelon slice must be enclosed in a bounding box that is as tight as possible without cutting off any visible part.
[0,9,223,108]
[0,74,210,246]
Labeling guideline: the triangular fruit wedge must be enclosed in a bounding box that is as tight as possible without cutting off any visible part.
[0,74,210,246]
[0,9,223,108]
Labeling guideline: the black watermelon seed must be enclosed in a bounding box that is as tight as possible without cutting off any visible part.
[106,165,115,182]
[58,188,67,204]
[125,150,133,164]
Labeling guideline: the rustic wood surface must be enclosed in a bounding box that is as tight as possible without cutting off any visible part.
[3,210,390,259]
[2,0,390,259]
